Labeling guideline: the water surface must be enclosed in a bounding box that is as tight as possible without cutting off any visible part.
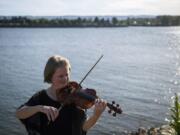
[0,27,180,134]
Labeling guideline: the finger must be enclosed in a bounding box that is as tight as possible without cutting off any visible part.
[49,108,57,121]
[102,103,107,110]
[51,107,58,121]
[53,108,59,119]
[48,109,55,121]
[95,99,99,106]
[52,108,59,121]
[98,99,102,105]
[102,100,107,107]
[103,103,107,108]
[45,111,51,121]
[98,99,104,106]
[95,99,99,103]
[41,106,51,121]
[100,99,106,105]
[99,99,103,103]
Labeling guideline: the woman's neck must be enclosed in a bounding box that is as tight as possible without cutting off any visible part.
[47,86,58,101]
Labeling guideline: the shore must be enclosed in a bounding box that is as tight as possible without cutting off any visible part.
[123,125,175,135]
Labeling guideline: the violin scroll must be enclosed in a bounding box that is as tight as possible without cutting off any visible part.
[107,101,122,117]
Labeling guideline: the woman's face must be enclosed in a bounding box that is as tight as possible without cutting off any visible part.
[51,67,70,89]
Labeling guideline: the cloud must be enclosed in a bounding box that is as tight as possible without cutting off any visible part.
[0,0,179,15]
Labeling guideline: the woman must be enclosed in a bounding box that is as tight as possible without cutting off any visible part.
[16,55,107,135]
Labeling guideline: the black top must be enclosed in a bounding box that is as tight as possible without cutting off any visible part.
[18,90,87,135]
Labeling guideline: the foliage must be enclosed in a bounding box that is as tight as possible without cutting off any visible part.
[170,93,180,135]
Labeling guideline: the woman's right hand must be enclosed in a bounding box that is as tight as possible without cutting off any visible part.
[39,105,59,122]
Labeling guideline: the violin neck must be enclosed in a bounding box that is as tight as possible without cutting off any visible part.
[107,102,112,109]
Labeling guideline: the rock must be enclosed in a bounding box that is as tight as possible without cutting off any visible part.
[138,127,147,135]
[126,125,175,135]
[159,125,175,135]
[147,127,158,135]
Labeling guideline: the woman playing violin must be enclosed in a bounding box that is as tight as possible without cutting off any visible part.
[16,55,107,135]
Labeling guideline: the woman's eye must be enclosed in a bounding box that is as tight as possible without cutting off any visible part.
[59,74,68,78]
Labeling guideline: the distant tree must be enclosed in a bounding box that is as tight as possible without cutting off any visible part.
[112,17,118,26]
[94,17,99,26]
[157,16,171,26]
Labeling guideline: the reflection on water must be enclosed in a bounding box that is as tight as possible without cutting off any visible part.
[0,27,180,135]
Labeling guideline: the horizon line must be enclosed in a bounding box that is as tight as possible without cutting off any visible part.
[0,14,180,17]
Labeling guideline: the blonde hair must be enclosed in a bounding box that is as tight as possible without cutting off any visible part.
[44,55,71,83]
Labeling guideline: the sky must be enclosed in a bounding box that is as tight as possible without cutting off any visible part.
[0,0,180,16]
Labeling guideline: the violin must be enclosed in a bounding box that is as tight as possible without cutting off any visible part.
[56,81,122,117]
[56,55,122,117]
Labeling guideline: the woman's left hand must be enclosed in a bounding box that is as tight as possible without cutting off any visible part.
[93,99,107,117]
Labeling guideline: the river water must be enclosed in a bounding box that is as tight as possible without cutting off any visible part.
[0,27,180,135]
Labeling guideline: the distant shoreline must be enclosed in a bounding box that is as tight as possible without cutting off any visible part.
[0,26,179,28]
[0,15,180,27]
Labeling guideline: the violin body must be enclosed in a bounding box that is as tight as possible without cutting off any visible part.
[56,81,96,109]
[56,81,122,116]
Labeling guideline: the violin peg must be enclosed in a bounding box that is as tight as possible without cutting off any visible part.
[108,110,112,114]
[113,112,116,117]
[112,101,115,104]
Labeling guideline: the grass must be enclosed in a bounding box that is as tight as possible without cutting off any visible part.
[169,93,180,135]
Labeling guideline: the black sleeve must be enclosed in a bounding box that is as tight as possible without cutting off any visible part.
[17,91,44,135]
[24,91,43,106]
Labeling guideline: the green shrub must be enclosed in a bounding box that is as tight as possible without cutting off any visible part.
[170,93,180,135]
